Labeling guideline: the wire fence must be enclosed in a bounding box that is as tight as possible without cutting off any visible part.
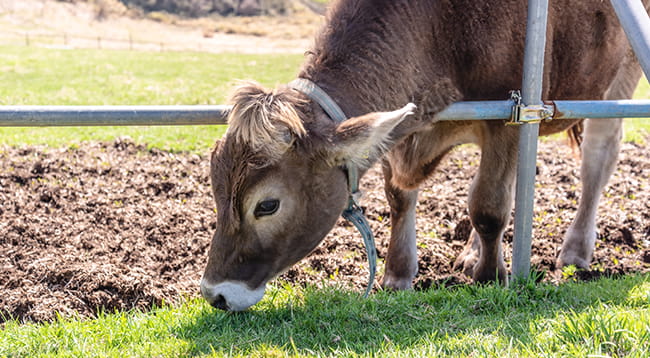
[0,28,309,54]
[0,29,210,53]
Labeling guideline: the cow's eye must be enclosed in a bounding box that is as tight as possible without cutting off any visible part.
[254,199,280,218]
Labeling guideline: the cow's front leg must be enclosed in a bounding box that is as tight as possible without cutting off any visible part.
[558,118,622,268]
[381,161,419,290]
[454,130,518,283]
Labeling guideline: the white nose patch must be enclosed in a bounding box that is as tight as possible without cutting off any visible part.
[200,278,266,311]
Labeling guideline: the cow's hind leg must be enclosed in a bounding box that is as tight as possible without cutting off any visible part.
[454,128,518,283]
[558,52,641,269]
[381,161,419,290]
[557,118,622,268]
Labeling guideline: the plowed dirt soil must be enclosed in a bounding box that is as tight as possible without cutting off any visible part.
[1,137,648,322]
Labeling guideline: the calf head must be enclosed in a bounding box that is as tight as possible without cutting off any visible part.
[201,81,418,311]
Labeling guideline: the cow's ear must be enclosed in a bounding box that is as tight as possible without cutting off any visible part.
[329,103,417,166]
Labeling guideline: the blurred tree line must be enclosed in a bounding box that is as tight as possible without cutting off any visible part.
[58,0,294,17]
[121,0,292,16]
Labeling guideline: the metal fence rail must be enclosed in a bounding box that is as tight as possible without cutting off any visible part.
[612,0,650,79]
[2,100,650,126]
[0,105,231,126]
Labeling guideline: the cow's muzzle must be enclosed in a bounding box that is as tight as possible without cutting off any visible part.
[200,278,266,311]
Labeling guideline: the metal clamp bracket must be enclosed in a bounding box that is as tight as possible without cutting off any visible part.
[507,90,554,125]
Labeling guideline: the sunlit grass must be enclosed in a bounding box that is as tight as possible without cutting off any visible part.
[1,275,648,357]
[627,76,650,143]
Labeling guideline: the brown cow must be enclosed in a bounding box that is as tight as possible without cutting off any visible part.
[201,0,644,311]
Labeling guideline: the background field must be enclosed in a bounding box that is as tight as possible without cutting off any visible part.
[0,46,303,151]
[1,45,649,151]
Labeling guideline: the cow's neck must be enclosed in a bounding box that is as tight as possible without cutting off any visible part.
[298,0,455,119]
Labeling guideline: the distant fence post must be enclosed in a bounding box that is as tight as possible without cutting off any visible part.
[24,32,29,46]
[97,36,101,49]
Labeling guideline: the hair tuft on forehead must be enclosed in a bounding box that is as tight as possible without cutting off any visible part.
[226,81,307,159]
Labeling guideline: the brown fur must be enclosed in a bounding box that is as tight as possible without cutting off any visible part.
[202,0,645,309]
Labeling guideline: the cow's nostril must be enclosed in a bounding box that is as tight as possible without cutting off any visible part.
[211,294,229,311]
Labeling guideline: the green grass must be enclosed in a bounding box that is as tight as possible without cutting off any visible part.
[1,275,648,357]
[0,46,303,152]
[628,76,650,143]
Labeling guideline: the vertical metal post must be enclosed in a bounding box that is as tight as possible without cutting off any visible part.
[511,0,549,280]
[611,0,650,79]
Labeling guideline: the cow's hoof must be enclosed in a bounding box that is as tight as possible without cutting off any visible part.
[472,260,508,285]
[453,251,479,278]
[557,229,595,270]
[453,239,480,278]
[381,274,413,291]
[556,253,590,270]
[453,228,481,277]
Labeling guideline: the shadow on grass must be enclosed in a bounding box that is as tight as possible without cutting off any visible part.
[173,274,648,356]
